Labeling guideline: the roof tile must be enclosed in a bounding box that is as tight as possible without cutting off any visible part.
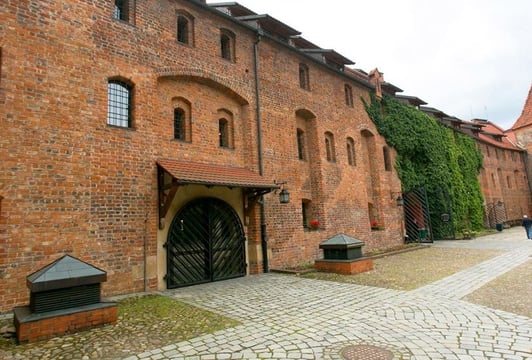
[157,159,277,189]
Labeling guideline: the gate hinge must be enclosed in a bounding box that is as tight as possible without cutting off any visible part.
[163,274,167,280]
[163,242,168,248]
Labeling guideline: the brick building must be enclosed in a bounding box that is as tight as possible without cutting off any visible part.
[0,0,405,312]
[399,97,532,229]
[510,84,532,215]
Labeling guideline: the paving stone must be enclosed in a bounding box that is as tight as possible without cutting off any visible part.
[2,229,531,360]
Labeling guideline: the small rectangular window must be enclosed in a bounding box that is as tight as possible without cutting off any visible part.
[347,137,356,166]
[220,29,235,61]
[325,132,336,162]
[177,16,189,44]
[383,146,391,171]
[344,84,353,107]
[219,119,228,147]
[297,129,306,160]
[113,0,129,21]
[174,108,185,140]
[299,63,310,90]
[107,80,132,128]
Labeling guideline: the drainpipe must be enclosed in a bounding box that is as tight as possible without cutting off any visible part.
[253,30,269,273]
[144,209,148,292]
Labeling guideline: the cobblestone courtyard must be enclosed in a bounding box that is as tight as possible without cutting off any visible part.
[128,227,532,360]
[1,227,531,360]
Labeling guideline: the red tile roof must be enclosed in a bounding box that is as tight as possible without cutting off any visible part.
[511,83,532,130]
[157,159,277,189]
[477,122,521,150]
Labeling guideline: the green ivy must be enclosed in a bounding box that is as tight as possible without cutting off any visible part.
[364,94,484,236]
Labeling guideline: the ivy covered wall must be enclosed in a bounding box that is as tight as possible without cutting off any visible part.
[364,95,484,236]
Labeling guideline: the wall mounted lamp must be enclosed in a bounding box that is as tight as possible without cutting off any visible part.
[390,191,404,206]
[275,181,290,204]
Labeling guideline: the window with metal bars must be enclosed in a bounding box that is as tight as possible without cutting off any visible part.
[174,108,186,140]
[107,80,132,128]
[219,119,229,147]
[113,0,128,21]
[297,128,306,160]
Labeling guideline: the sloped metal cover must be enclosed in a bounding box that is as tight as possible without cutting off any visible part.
[319,233,365,249]
[27,255,107,293]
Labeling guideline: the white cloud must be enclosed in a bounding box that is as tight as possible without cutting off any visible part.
[232,0,532,129]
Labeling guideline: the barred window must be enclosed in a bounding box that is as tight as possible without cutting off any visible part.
[297,128,306,160]
[107,80,132,128]
[219,119,229,147]
[113,0,128,21]
[174,108,185,140]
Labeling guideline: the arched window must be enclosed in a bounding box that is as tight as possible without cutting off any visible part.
[171,97,192,142]
[325,132,336,162]
[299,63,310,90]
[383,146,391,171]
[297,128,306,160]
[217,109,234,148]
[107,79,133,128]
[174,108,186,140]
[344,84,353,107]
[346,137,356,166]
[219,118,229,147]
[220,29,235,61]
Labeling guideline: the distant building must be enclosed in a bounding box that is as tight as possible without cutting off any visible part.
[417,108,531,228]
[509,84,532,199]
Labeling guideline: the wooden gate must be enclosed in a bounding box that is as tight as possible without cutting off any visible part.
[166,198,246,288]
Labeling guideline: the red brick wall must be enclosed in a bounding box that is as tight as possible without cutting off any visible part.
[0,0,404,312]
[15,305,117,343]
[477,143,532,223]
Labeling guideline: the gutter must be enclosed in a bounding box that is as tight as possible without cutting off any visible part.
[253,30,269,273]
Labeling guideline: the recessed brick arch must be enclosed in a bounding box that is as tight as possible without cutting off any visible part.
[295,108,316,120]
[156,67,250,106]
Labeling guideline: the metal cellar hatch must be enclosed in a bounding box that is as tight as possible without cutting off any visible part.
[14,255,117,343]
[26,255,107,312]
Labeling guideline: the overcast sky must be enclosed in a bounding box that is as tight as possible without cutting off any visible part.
[231,0,532,130]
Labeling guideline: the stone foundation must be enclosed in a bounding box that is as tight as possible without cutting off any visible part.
[314,257,373,275]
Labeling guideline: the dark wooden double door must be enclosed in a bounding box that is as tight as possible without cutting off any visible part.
[166,198,246,288]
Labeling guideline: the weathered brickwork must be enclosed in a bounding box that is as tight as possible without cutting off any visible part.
[478,143,531,224]
[510,85,532,220]
[0,0,402,313]
[14,305,118,343]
